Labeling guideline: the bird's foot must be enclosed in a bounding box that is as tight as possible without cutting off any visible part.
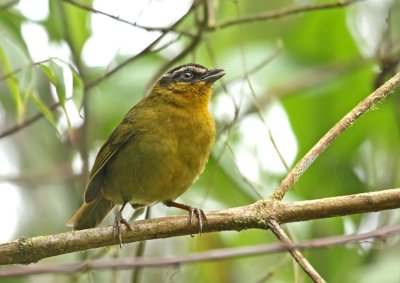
[187,207,207,236]
[113,207,132,248]
[163,200,207,236]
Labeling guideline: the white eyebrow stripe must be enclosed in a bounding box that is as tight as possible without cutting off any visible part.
[171,66,207,76]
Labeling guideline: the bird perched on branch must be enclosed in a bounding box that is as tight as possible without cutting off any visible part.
[67,63,225,246]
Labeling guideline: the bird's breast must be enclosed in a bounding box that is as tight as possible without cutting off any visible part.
[161,106,215,186]
[102,104,215,204]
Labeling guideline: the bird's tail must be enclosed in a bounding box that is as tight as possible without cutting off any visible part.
[67,196,113,230]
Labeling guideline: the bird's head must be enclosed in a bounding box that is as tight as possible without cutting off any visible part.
[152,63,225,107]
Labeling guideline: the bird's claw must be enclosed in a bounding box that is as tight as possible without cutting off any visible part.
[188,207,207,237]
[163,201,207,237]
[113,213,132,248]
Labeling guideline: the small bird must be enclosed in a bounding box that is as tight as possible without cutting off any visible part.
[67,63,225,245]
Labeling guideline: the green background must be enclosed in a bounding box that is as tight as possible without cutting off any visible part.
[0,0,399,282]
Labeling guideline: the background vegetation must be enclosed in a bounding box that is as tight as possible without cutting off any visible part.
[0,0,399,282]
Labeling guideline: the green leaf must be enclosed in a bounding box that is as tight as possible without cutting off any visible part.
[29,90,58,131]
[0,45,24,121]
[39,64,57,85]
[63,0,92,57]
[41,0,65,42]
[72,70,84,114]
[50,61,67,107]
[0,9,28,51]
[41,1,92,57]
[39,60,70,127]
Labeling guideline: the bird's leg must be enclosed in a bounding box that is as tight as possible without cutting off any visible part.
[163,200,207,236]
[113,202,132,248]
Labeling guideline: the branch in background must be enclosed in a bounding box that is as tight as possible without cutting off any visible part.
[84,30,166,91]
[146,34,201,93]
[0,102,61,139]
[0,31,183,140]
[255,256,291,283]
[61,0,195,37]
[218,59,369,133]
[0,164,77,186]
[244,70,290,172]
[0,0,18,10]
[84,0,196,91]
[0,59,56,83]
[144,29,203,93]
[144,1,209,92]
[0,1,196,140]
[210,0,364,30]
[0,1,361,140]
[270,72,400,201]
[267,219,326,283]
[1,188,399,265]
[1,223,399,278]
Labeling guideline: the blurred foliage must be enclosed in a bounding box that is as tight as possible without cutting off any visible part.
[0,0,400,283]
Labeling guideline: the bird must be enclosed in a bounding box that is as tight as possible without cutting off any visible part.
[67,63,225,246]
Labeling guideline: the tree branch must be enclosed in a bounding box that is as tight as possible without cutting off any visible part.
[144,2,206,93]
[0,1,195,140]
[271,72,400,201]
[210,0,364,30]
[1,223,399,277]
[267,219,326,283]
[61,0,195,37]
[0,102,62,139]
[1,188,399,265]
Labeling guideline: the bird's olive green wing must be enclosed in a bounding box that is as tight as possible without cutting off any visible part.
[84,119,136,203]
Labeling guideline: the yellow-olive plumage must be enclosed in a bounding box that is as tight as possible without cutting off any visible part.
[67,64,224,234]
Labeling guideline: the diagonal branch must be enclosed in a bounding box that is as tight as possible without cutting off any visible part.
[0,102,62,139]
[267,219,326,283]
[271,72,400,201]
[1,188,400,265]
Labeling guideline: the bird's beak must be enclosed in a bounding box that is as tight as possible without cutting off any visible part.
[201,69,225,83]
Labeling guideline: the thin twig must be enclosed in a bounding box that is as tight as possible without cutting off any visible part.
[85,0,195,91]
[245,76,290,172]
[1,224,399,277]
[0,59,56,83]
[0,102,61,139]
[0,35,178,140]
[1,188,400,265]
[267,219,326,283]
[216,43,284,134]
[144,31,203,94]
[0,0,18,10]
[270,72,400,201]
[254,256,290,283]
[0,164,77,186]
[84,35,163,91]
[210,0,364,30]
[0,3,196,140]
[218,59,369,133]
[236,15,289,173]
[59,0,91,182]
[144,2,206,93]
[61,0,195,37]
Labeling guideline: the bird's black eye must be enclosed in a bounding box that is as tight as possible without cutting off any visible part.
[180,71,193,80]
